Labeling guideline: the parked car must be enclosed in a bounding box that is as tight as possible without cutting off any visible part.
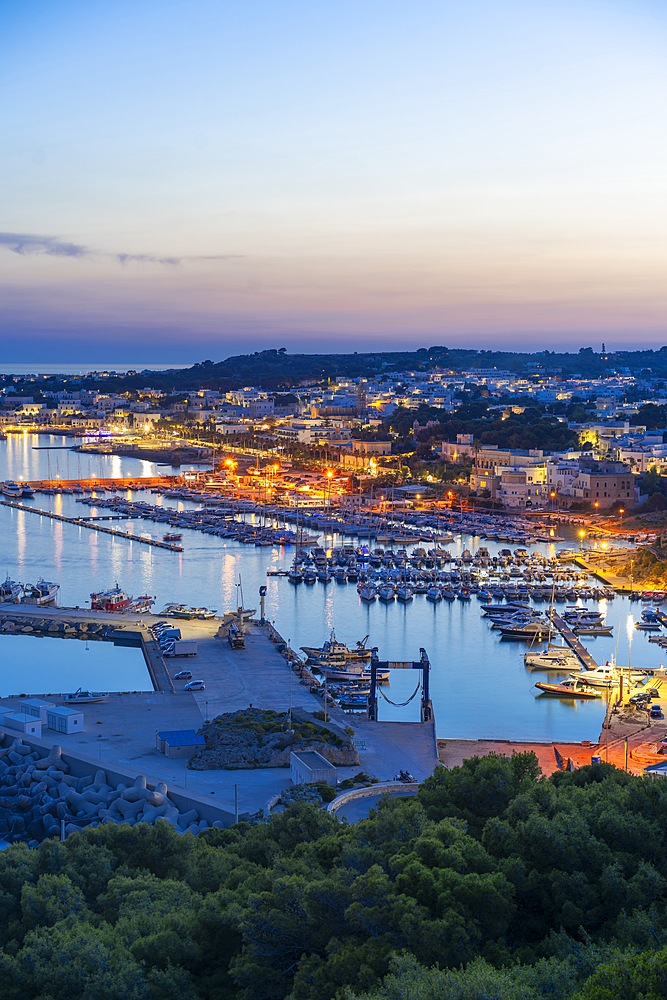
[184,680,205,691]
[629,693,651,706]
[649,704,663,719]
[174,670,192,680]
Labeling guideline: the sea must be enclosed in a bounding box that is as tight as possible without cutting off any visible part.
[0,432,659,743]
[0,363,191,376]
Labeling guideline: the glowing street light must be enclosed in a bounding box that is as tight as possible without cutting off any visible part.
[578,528,586,555]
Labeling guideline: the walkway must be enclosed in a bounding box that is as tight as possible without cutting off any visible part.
[548,612,599,670]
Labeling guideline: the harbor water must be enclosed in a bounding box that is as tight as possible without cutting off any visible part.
[0,433,659,742]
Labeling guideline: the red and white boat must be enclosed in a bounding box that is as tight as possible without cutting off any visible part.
[90,586,155,613]
[90,585,133,612]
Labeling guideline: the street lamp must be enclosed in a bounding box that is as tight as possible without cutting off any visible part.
[578,529,586,555]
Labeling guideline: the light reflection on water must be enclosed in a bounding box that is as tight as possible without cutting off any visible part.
[0,434,657,743]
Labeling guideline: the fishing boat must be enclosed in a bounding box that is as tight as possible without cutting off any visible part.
[0,576,23,602]
[89,585,133,612]
[21,578,60,605]
[301,631,371,662]
[535,679,601,699]
[163,533,182,542]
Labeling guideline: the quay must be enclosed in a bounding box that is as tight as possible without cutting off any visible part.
[24,476,177,489]
[0,604,439,817]
[0,500,183,551]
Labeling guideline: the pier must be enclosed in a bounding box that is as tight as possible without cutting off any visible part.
[0,500,184,551]
[653,609,667,630]
[548,611,599,670]
[0,604,439,798]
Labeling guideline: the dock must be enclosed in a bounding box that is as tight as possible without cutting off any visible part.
[0,604,439,792]
[0,500,183,551]
[653,610,667,630]
[548,612,599,670]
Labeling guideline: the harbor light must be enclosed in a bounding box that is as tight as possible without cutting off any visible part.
[578,529,586,554]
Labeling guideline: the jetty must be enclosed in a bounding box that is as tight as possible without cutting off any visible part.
[0,500,183,551]
[548,611,599,670]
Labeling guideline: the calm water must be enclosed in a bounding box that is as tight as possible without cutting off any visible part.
[0,434,657,741]
[0,634,151,698]
[0,363,192,376]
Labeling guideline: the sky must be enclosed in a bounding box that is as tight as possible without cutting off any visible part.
[1,0,667,363]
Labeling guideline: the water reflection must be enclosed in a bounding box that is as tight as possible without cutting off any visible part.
[0,434,656,742]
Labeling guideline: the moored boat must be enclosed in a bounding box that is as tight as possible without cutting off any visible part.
[21,578,60,605]
[524,643,580,670]
[0,576,23,602]
[1,481,23,499]
[301,631,371,662]
[535,679,601,699]
[63,688,109,704]
[90,585,133,612]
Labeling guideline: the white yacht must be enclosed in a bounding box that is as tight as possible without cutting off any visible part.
[524,644,580,670]
[1,482,23,499]
[572,664,646,688]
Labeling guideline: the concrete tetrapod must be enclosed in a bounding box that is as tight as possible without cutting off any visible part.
[0,735,221,845]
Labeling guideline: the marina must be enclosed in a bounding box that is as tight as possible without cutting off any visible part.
[0,431,665,747]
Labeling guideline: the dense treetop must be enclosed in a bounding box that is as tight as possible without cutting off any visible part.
[1,754,667,999]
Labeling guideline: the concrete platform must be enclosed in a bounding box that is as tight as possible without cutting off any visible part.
[0,610,440,814]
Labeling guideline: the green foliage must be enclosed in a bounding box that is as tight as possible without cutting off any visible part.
[2,755,667,999]
[206,709,345,749]
[641,468,667,497]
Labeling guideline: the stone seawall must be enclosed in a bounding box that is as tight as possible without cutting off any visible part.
[0,729,236,846]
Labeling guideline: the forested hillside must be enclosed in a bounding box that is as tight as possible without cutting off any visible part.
[43,344,667,392]
[1,755,666,999]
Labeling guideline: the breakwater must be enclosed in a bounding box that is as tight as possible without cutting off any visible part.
[0,737,232,846]
[0,500,183,550]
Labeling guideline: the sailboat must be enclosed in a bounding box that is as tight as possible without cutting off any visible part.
[234,575,256,618]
